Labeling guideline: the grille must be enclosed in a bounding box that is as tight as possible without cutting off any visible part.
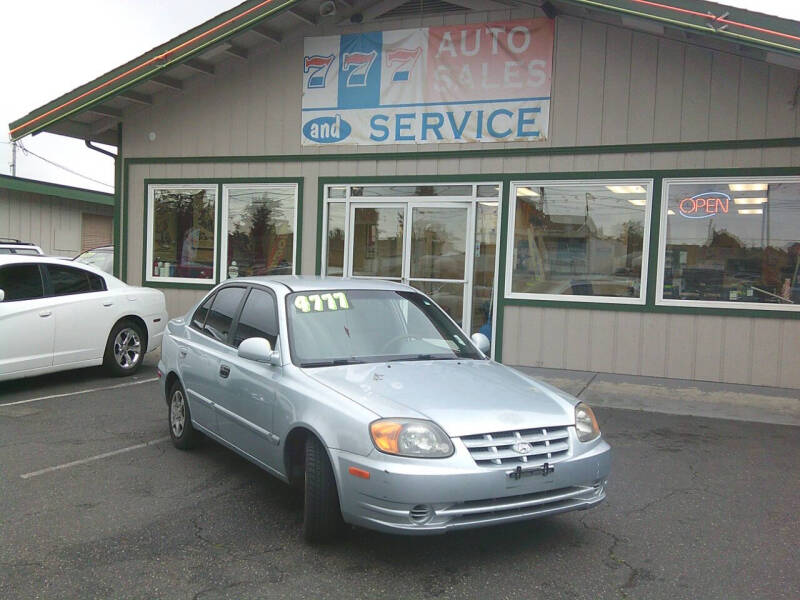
[461,426,571,469]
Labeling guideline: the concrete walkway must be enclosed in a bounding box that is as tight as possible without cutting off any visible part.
[512,365,800,427]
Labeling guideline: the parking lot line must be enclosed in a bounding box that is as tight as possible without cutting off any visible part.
[0,377,159,407]
[20,436,170,479]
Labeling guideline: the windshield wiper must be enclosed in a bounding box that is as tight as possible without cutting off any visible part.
[299,358,366,368]
[388,354,456,362]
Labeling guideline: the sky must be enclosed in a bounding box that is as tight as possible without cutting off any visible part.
[2,0,800,193]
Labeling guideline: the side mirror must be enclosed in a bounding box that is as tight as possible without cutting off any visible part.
[0,289,4,302]
[238,337,281,366]
[471,332,491,355]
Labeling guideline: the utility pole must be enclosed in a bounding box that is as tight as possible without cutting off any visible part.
[10,140,16,176]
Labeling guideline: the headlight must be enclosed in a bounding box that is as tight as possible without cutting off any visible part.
[575,402,600,442]
[370,419,454,458]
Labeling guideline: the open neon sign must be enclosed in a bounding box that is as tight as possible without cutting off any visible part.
[678,192,730,219]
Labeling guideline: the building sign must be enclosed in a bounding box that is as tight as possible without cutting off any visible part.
[301,19,553,146]
[677,192,731,219]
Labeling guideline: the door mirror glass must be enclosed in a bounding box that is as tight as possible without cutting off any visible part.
[0,288,4,302]
[238,337,280,365]
[471,332,490,355]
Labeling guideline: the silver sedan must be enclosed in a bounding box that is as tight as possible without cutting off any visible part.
[158,277,610,541]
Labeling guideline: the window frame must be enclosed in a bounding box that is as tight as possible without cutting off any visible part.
[145,184,219,285]
[656,175,800,313]
[197,284,249,345]
[504,178,654,305]
[220,183,299,282]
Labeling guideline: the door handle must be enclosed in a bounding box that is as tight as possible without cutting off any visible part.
[102,301,113,307]
[39,311,52,318]
[178,348,188,358]
[219,364,230,379]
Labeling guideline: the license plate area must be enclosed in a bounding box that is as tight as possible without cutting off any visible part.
[504,462,556,489]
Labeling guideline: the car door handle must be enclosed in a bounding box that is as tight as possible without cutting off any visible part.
[102,301,113,307]
[39,311,52,318]
[219,364,230,379]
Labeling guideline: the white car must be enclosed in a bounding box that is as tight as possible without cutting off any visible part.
[0,255,168,381]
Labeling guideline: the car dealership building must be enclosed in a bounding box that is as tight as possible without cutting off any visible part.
[10,0,800,388]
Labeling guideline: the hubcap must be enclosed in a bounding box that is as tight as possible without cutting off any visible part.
[113,328,141,369]
[171,390,186,438]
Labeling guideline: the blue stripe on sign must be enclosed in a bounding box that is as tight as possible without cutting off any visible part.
[303,96,551,112]
[338,32,383,110]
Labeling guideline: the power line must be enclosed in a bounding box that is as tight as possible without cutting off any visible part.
[16,142,113,189]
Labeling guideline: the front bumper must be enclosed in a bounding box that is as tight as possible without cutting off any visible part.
[332,429,611,534]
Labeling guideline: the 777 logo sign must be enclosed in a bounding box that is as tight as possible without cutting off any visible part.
[303,54,335,89]
[385,47,422,83]
[341,50,378,87]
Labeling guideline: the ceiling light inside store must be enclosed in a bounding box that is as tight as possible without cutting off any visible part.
[729,183,768,191]
[606,185,647,194]
[628,199,647,206]
[738,209,763,215]
[516,187,539,197]
[733,197,768,204]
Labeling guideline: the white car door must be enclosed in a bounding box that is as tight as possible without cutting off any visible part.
[0,263,55,375]
[46,264,116,366]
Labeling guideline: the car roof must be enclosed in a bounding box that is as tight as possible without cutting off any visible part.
[233,275,411,293]
[0,254,97,269]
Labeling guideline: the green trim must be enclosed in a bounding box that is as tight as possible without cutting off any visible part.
[139,177,304,290]
[123,136,800,166]
[113,124,123,278]
[9,0,301,141]
[315,178,325,276]
[295,179,304,274]
[0,173,114,206]
[644,178,662,307]
[494,182,511,363]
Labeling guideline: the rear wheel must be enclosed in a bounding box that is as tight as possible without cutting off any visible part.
[103,320,145,376]
[303,436,344,542]
[169,382,199,450]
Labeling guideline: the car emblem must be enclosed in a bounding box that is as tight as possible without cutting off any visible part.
[511,442,533,454]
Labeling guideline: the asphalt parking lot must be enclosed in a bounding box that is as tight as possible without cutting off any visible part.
[1,358,798,600]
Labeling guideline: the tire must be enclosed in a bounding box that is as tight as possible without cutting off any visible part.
[168,381,199,450]
[103,320,145,376]
[303,436,344,542]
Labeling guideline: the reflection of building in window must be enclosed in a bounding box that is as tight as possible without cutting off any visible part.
[227,187,296,277]
[512,184,646,298]
[663,181,800,305]
[153,188,215,279]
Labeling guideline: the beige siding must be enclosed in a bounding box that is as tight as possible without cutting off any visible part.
[120,10,800,388]
[0,188,112,257]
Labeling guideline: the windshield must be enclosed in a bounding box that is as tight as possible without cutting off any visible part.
[75,250,113,273]
[286,289,483,367]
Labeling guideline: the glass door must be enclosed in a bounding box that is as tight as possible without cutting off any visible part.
[347,204,405,281]
[406,203,472,330]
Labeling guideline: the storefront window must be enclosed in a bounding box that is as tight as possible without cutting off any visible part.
[222,185,296,280]
[148,186,216,282]
[508,181,650,302]
[659,178,800,309]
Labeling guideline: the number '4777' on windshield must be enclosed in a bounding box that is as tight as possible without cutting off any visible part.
[294,292,350,313]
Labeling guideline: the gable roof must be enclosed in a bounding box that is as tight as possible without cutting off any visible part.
[0,174,114,206]
[9,0,800,145]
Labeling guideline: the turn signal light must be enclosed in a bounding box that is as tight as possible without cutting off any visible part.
[348,466,370,479]
[370,421,403,454]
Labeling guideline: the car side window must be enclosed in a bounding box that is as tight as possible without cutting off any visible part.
[232,288,278,348]
[47,265,93,296]
[0,264,45,301]
[88,272,106,291]
[203,286,246,343]
[191,293,215,331]
[14,249,40,256]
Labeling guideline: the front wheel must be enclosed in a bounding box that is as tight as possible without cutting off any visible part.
[303,436,344,542]
[103,320,145,376]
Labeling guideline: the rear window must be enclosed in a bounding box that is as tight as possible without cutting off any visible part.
[47,265,103,296]
[0,264,45,301]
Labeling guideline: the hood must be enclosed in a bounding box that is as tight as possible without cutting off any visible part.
[303,360,576,438]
